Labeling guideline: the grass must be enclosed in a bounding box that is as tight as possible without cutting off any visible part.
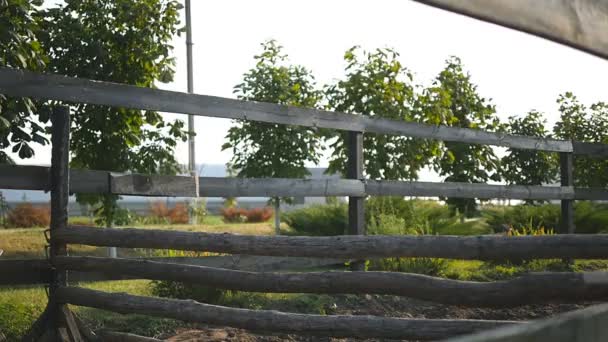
[0,215,275,259]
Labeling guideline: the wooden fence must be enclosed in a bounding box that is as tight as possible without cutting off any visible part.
[3,66,608,341]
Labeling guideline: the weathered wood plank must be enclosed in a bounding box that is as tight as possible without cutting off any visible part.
[3,164,608,200]
[0,259,52,285]
[199,177,364,197]
[413,0,608,61]
[57,286,519,339]
[366,181,578,199]
[0,256,344,285]
[0,164,48,190]
[55,256,608,307]
[111,173,198,197]
[0,67,575,153]
[444,303,608,342]
[57,226,608,260]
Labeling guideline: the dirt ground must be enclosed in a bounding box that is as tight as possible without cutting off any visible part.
[163,294,594,341]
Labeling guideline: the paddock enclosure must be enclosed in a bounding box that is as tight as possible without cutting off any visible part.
[3,0,608,340]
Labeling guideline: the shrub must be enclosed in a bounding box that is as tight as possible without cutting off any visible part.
[168,203,189,224]
[243,207,273,223]
[150,280,228,304]
[369,257,449,276]
[149,201,169,219]
[221,207,247,223]
[483,202,608,234]
[6,203,50,228]
[283,204,347,236]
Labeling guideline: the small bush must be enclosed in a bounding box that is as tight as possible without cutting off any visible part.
[6,203,50,228]
[243,207,273,223]
[369,257,449,276]
[283,204,347,236]
[168,203,189,224]
[150,280,228,304]
[149,201,169,219]
[221,207,247,223]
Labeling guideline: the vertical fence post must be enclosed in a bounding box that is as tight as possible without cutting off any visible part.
[347,131,365,271]
[49,106,71,336]
[560,152,575,234]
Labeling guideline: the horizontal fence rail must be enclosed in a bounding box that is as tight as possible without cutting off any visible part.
[56,286,520,340]
[0,256,344,286]
[55,256,608,307]
[445,303,608,342]
[58,226,608,260]
[2,164,608,200]
[0,259,52,285]
[3,67,608,156]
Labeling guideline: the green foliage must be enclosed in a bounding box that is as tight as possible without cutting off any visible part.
[40,0,188,225]
[325,47,439,180]
[574,201,608,234]
[223,40,323,207]
[370,257,449,276]
[483,202,608,234]
[483,204,561,233]
[426,57,501,218]
[366,197,457,236]
[553,92,608,187]
[502,110,558,204]
[282,203,347,236]
[0,0,48,164]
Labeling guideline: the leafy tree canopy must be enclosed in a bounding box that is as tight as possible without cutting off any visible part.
[222,40,323,198]
[40,0,187,224]
[325,47,439,180]
[502,110,557,203]
[553,92,608,187]
[426,56,501,217]
[0,0,48,163]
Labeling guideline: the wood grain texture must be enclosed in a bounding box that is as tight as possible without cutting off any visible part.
[57,226,608,260]
[55,256,608,307]
[445,303,608,342]
[0,67,576,153]
[413,0,608,61]
[57,286,519,340]
[111,173,198,197]
[3,164,608,200]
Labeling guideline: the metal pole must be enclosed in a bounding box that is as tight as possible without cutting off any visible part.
[185,0,197,224]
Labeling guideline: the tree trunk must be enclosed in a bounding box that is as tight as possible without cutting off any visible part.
[274,199,280,235]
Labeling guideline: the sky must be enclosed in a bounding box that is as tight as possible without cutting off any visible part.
[17,0,608,182]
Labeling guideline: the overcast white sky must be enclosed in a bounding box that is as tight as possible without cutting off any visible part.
[20,0,608,181]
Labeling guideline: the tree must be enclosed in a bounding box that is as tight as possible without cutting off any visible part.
[222,40,323,234]
[40,0,188,225]
[0,0,48,164]
[325,47,439,181]
[553,92,608,187]
[502,110,558,203]
[426,57,501,219]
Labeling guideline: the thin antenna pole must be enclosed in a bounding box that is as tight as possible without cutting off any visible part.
[186,0,195,170]
[185,0,197,225]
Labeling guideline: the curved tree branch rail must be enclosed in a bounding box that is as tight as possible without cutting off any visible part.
[58,226,608,260]
[56,286,520,340]
[55,256,608,307]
